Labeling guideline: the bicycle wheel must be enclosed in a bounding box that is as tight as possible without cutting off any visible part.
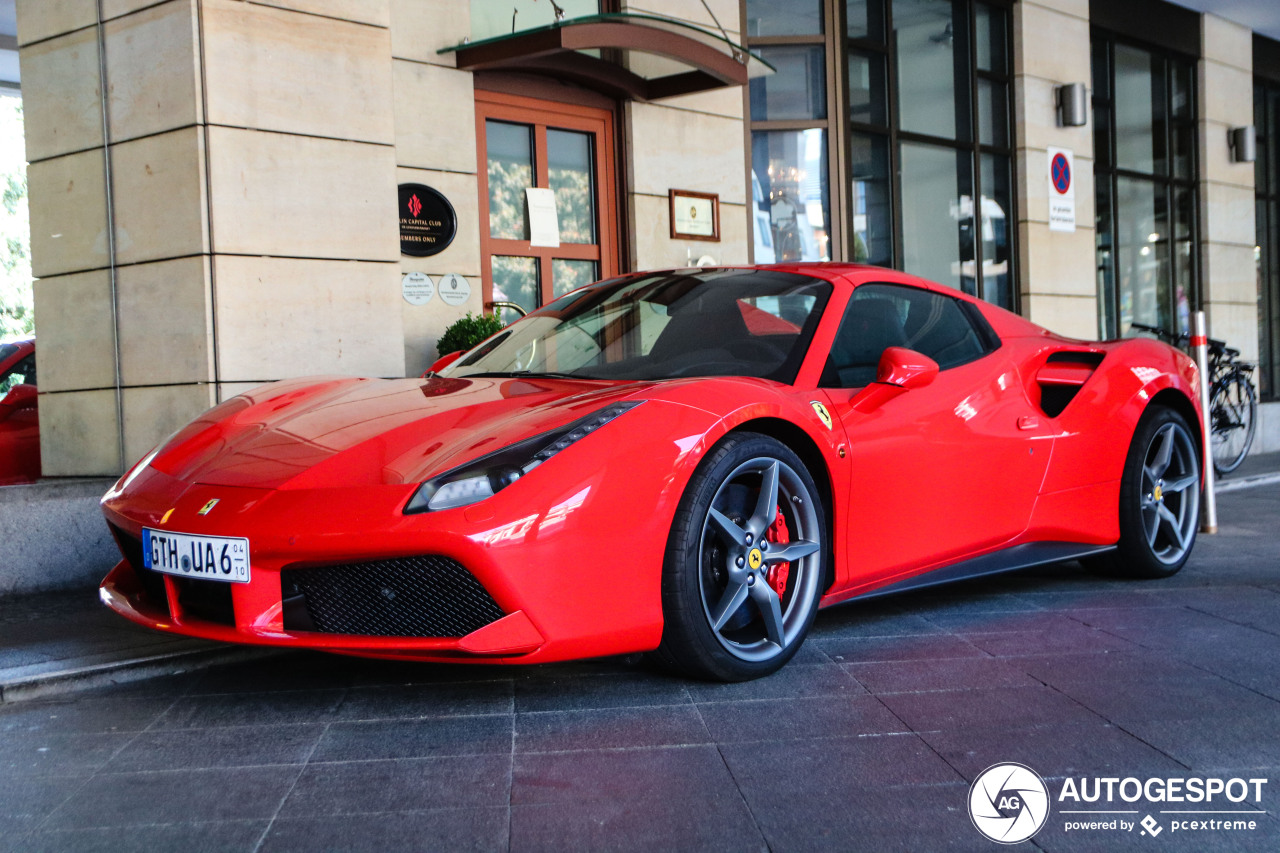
[1209,370,1257,475]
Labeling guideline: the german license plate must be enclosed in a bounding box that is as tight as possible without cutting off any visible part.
[142,528,251,583]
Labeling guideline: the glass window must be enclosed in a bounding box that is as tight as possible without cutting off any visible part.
[848,50,888,126]
[821,283,989,387]
[552,259,598,298]
[1094,34,1198,339]
[746,0,825,36]
[750,46,828,121]
[899,142,974,293]
[0,353,35,394]
[1113,44,1166,176]
[486,121,533,240]
[974,3,1006,73]
[979,153,1012,309]
[547,129,595,245]
[847,0,886,41]
[752,130,832,261]
[1255,78,1280,400]
[894,0,972,143]
[849,133,892,266]
[492,256,539,323]
[977,78,1007,147]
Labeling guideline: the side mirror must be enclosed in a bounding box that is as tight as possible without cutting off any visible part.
[0,383,37,421]
[876,347,938,390]
[423,349,464,378]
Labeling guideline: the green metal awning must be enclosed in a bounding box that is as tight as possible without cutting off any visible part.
[439,13,773,102]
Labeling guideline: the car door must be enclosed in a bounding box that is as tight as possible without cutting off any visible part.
[818,284,1054,590]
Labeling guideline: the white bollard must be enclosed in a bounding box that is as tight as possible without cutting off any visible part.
[1191,311,1217,534]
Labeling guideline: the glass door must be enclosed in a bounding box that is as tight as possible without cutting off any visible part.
[476,91,618,323]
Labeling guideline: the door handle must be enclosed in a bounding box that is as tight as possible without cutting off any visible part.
[1017,415,1040,430]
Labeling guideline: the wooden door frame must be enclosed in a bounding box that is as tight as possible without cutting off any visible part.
[475,89,620,312]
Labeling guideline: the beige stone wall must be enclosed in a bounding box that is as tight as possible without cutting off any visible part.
[18,0,404,476]
[1198,14,1258,361]
[1013,0,1097,340]
[389,0,483,377]
[620,0,749,271]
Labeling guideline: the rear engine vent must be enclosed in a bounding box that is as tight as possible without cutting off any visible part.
[1037,351,1105,417]
[108,523,169,612]
[281,556,505,638]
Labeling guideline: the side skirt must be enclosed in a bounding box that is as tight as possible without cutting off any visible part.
[838,541,1117,603]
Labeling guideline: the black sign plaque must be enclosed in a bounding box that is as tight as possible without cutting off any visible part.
[398,183,457,257]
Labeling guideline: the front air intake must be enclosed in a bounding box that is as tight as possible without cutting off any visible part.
[281,556,505,637]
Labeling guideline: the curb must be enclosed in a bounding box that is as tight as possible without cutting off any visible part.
[0,646,285,704]
[1215,472,1280,493]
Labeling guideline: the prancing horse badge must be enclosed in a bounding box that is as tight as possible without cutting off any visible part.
[809,401,832,430]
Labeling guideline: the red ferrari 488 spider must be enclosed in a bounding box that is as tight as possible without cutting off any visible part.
[101,265,1202,680]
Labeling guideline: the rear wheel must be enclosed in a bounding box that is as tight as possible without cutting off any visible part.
[1097,407,1201,578]
[654,433,826,681]
[1209,371,1256,475]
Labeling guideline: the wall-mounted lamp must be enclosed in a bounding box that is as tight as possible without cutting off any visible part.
[1229,126,1256,163]
[1055,83,1088,127]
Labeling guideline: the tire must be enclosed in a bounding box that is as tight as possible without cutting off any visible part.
[1095,407,1201,579]
[653,432,827,681]
[1209,371,1257,475]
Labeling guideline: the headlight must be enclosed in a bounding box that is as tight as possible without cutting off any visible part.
[404,401,643,513]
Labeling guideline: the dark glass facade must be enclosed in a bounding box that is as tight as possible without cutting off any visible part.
[1092,33,1199,339]
[1257,79,1280,400]
[745,0,1016,310]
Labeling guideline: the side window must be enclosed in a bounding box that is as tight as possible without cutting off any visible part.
[821,284,993,388]
[0,354,36,395]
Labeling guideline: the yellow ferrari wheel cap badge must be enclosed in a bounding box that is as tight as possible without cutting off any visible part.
[748,548,763,570]
[810,401,832,431]
[1153,485,1163,502]
[197,499,220,516]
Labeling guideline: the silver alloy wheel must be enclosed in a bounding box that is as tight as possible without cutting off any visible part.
[1139,421,1200,565]
[697,456,822,662]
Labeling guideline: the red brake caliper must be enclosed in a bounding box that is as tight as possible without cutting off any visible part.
[766,507,790,598]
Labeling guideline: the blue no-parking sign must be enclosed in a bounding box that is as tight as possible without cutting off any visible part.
[1047,146,1076,232]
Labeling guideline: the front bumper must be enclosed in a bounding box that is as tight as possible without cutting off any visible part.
[99,420,691,663]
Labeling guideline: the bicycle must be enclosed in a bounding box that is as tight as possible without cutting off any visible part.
[1129,322,1258,475]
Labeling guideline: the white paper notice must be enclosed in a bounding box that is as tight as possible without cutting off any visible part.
[526,188,561,248]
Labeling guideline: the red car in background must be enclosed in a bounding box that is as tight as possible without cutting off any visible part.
[0,338,39,486]
[100,266,1202,681]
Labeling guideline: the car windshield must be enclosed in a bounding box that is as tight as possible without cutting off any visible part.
[443,269,832,383]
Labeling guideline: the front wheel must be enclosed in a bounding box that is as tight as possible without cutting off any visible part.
[654,433,827,681]
[1097,407,1201,579]
[1210,371,1257,475]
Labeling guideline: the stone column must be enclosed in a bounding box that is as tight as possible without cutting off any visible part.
[19,0,405,476]
[1012,0,1097,339]
[1197,14,1257,360]
[621,0,749,270]
[389,0,483,376]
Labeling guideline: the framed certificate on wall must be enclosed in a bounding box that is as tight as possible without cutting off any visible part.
[669,190,720,241]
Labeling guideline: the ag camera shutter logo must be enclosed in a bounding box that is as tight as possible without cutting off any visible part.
[969,763,1051,844]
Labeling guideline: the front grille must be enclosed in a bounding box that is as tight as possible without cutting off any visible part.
[108,523,169,612]
[281,556,505,637]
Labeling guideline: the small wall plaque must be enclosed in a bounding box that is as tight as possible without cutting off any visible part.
[399,184,457,257]
[669,189,719,242]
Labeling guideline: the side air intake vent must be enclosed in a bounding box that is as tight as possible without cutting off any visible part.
[1036,351,1105,417]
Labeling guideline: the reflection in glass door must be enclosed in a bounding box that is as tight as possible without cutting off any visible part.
[477,91,617,324]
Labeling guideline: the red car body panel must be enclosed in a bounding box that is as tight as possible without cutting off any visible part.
[99,265,1202,664]
[0,338,40,486]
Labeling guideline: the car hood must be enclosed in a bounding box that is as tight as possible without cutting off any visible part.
[150,375,652,490]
